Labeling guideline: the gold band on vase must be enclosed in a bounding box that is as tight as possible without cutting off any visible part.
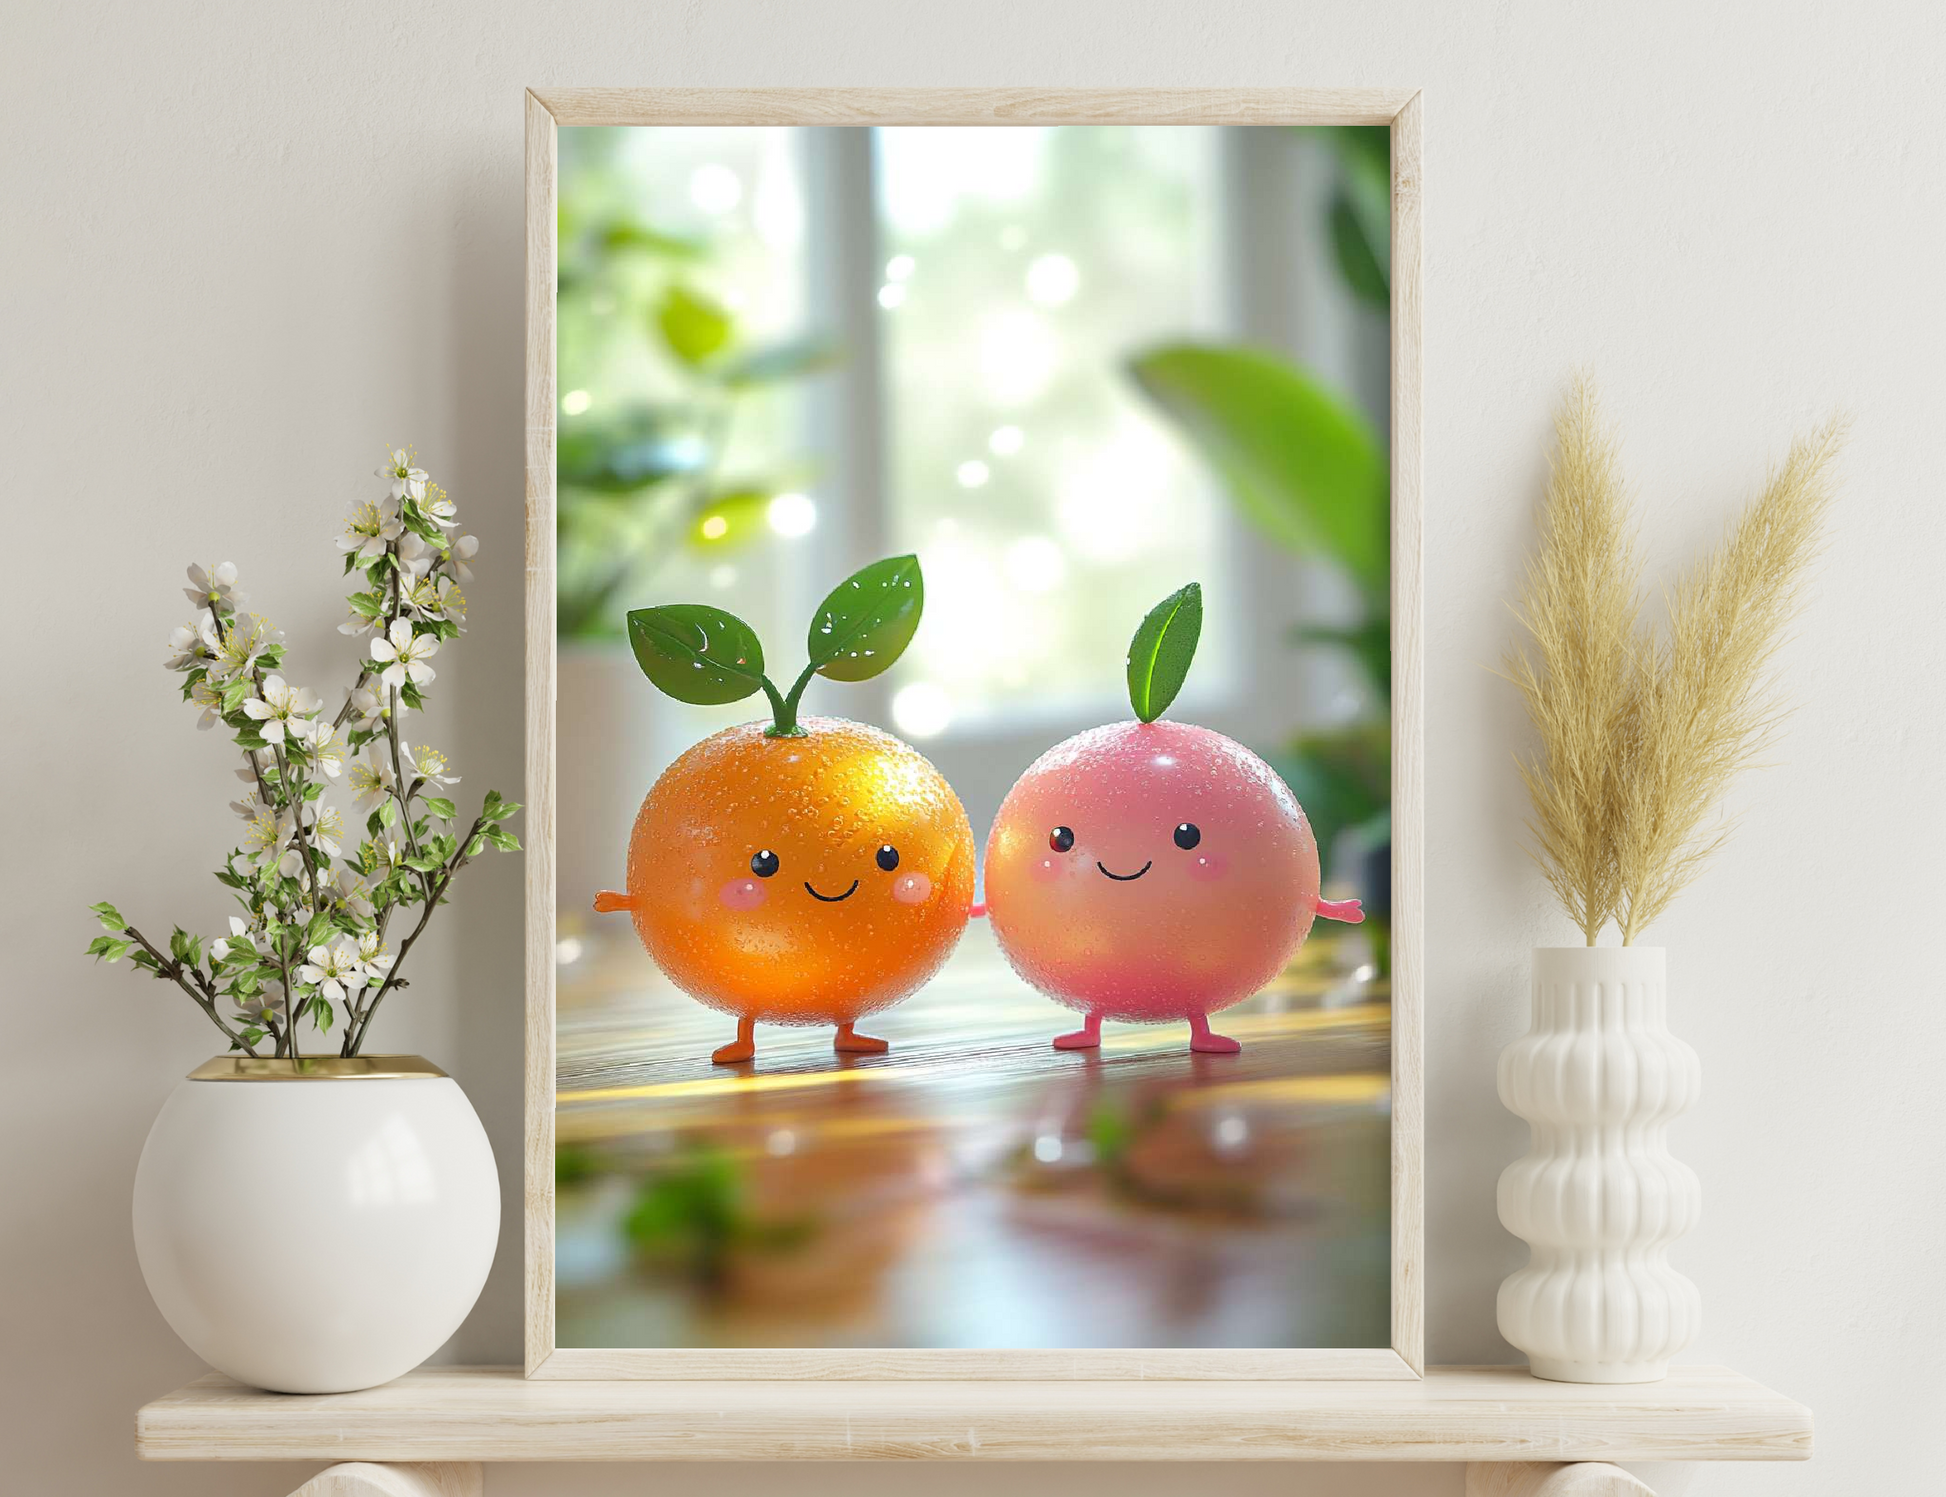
[186,1055,449,1081]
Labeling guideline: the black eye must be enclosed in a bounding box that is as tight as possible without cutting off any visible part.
[750,849,780,878]
[1049,826,1075,853]
[1173,823,1201,850]
[875,844,900,872]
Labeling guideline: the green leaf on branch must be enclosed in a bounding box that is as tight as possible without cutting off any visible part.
[312,998,334,1035]
[1126,582,1203,723]
[89,901,126,932]
[657,285,734,367]
[627,604,768,706]
[347,591,384,619]
[378,798,399,828]
[482,792,521,823]
[87,935,131,962]
[465,836,487,858]
[805,554,924,683]
[169,928,191,962]
[424,797,456,821]
[1128,342,1390,608]
[484,826,521,852]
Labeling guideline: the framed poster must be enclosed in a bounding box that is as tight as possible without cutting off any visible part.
[524,88,1422,1379]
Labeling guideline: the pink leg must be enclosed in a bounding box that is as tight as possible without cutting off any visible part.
[1053,1012,1103,1051]
[1188,1012,1241,1054]
[834,1021,889,1054]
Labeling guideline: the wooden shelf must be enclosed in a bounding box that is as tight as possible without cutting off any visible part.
[137,1365,1811,1464]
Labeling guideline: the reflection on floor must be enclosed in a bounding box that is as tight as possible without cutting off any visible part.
[555,916,1391,1351]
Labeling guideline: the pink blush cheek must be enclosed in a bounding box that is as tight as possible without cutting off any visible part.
[1027,855,1065,885]
[892,871,933,905]
[718,878,768,912]
[1186,851,1229,882]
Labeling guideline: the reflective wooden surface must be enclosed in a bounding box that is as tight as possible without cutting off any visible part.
[555,919,1391,1351]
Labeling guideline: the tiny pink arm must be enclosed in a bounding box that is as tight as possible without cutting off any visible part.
[1316,896,1364,924]
[969,900,988,919]
[593,890,636,914]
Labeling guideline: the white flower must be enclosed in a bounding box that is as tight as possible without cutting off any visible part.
[328,868,376,922]
[338,497,402,564]
[377,449,428,501]
[299,935,369,1006]
[188,677,226,731]
[241,804,286,869]
[347,750,396,812]
[212,915,260,962]
[337,602,380,637]
[165,616,216,671]
[444,533,478,584]
[234,747,276,789]
[183,562,239,609]
[356,929,396,984]
[420,483,458,530]
[396,531,435,580]
[233,981,288,1028]
[403,741,459,791]
[369,619,437,690]
[310,805,345,858]
[405,573,466,624]
[301,720,348,778]
[241,674,321,746]
[208,613,281,684]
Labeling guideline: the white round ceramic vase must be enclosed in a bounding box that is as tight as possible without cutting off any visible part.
[133,1055,499,1393]
[1496,946,1702,1383]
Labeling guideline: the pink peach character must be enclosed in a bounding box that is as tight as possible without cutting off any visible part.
[983,584,1363,1054]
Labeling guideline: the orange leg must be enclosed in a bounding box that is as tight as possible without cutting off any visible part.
[834,1021,889,1054]
[711,1016,756,1066]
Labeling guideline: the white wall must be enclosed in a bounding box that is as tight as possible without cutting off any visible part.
[3,2,1938,1494]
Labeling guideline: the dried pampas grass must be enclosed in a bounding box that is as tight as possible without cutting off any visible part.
[1507,382,1844,945]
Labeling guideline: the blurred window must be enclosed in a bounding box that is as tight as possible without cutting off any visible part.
[872,127,1233,735]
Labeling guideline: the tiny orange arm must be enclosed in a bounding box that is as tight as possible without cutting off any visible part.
[1316,896,1364,924]
[593,890,636,914]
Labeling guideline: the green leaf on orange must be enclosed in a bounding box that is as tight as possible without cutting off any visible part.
[805,555,924,682]
[627,603,768,705]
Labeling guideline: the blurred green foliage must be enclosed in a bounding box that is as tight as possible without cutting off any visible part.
[1125,126,1393,891]
[623,1144,815,1292]
[556,133,836,641]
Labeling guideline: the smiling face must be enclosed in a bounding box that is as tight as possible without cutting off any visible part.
[625,717,975,1025]
[984,719,1320,1022]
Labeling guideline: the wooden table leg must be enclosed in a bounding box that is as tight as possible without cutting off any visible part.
[1466,1464,1655,1497]
[288,1464,483,1497]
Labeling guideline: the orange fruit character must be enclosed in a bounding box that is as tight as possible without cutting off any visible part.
[595,556,975,1065]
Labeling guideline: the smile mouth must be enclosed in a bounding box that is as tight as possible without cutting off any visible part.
[1096,860,1153,882]
[804,879,860,903]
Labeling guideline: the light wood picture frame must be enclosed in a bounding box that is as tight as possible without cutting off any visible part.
[525,87,1423,1381]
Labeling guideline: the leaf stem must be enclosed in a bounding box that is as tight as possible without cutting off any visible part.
[761,669,811,738]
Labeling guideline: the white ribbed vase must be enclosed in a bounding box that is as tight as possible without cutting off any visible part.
[1496,946,1701,1383]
